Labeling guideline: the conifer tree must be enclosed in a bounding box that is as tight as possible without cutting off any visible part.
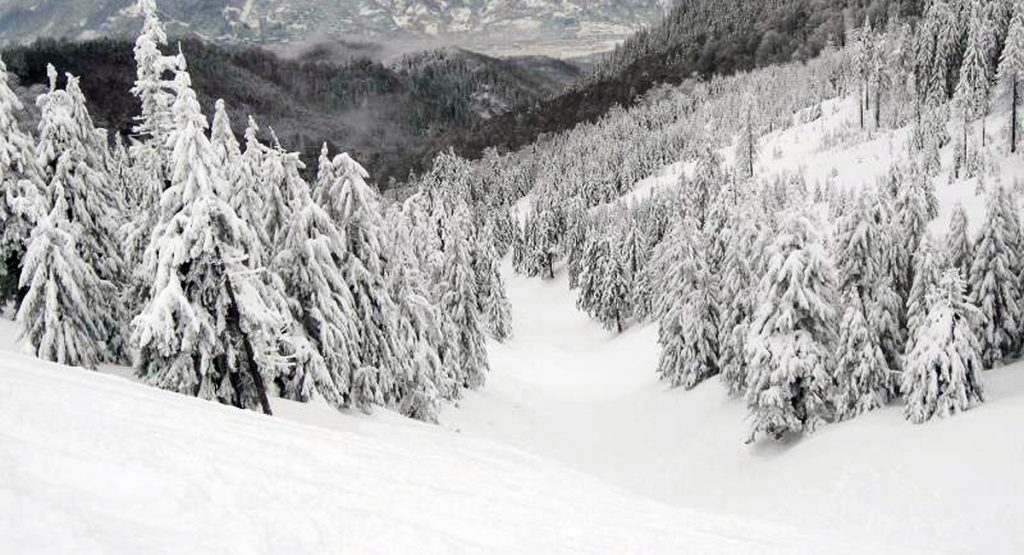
[385,214,446,417]
[0,55,44,305]
[261,144,301,249]
[271,155,362,411]
[998,0,1024,153]
[954,0,994,162]
[903,270,985,423]
[946,202,973,279]
[123,0,179,273]
[906,235,944,347]
[209,99,240,198]
[18,189,112,369]
[833,293,890,421]
[474,225,513,342]
[227,116,271,259]
[968,185,1023,368]
[132,61,283,414]
[745,211,838,441]
[439,203,489,390]
[576,220,632,333]
[835,191,903,373]
[657,220,719,389]
[718,203,760,397]
[322,151,403,405]
[35,68,125,360]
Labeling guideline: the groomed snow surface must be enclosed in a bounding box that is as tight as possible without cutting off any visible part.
[3,95,1024,553]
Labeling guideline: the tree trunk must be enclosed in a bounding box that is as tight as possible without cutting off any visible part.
[874,85,881,128]
[859,84,865,129]
[1013,77,1018,154]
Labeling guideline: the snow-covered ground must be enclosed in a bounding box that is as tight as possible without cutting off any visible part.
[1,329,884,554]
[444,264,1024,554]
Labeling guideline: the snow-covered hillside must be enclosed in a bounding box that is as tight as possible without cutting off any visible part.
[0,339,883,554]
[445,94,1024,554]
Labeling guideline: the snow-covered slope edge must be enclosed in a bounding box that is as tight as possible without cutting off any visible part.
[0,353,891,554]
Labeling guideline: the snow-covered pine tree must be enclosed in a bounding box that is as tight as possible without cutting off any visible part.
[123,0,180,272]
[903,269,985,423]
[833,292,890,421]
[656,219,719,389]
[261,142,301,250]
[718,201,760,398]
[17,178,114,369]
[906,234,944,348]
[834,190,903,375]
[439,202,489,390]
[616,206,649,318]
[385,210,447,417]
[321,151,402,406]
[226,116,272,260]
[132,60,283,414]
[745,210,838,442]
[209,99,240,199]
[270,152,362,411]
[576,217,632,333]
[474,224,513,342]
[312,142,334,205]
[946,202,973,280]
[998,0,1024,153]
[968,184,1023,368]
[954,0,994,167]
[735,105,758,179]
[0,55,44,306]
[35,68,125,361]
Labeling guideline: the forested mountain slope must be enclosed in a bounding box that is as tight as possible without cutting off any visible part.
[447,0,925,159]
[0,38,577,186]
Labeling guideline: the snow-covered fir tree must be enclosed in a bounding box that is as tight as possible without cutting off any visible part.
[439,203,490,391]
[946,202,973,278]
[953,0,994,167]
[968,184,1023,368]
[998,0,1024,153]
[17,186,113,369]
[745,210,838,442]
[35,68,126,361]
[270,151,362,411]
[576,216,632,333]
[903,269,985,423]
[834,190,902,378]
[0,55,44,305]
[321,151,403,406]
[474,225,513,342]
[123,0,179,273]
[906,234,944,348]
[656,219,719,390]
[132,60,283,414]
[833,293,890,421]
[209,99,240,198]
[227,116,272,259]
[717,200,761,398]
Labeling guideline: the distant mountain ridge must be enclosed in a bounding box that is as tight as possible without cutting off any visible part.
[0,0,670,57]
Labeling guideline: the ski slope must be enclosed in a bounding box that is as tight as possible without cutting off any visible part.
[0,334,886,554]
